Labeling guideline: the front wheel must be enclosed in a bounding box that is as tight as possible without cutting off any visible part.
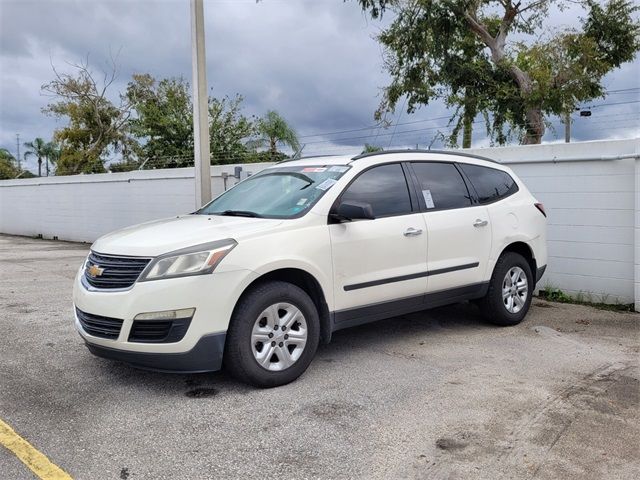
[478,252,533,326]
[224,281,320,388]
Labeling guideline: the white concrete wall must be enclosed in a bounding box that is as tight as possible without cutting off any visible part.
[635,156,640,312]
[1,139,638,309]
[466,138,639,307]
[0,163,273,243]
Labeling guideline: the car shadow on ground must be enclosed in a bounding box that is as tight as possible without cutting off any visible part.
[81,301,497,396]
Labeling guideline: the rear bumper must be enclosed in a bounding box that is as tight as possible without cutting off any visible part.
[536,265,547,284]
[84,332,226,373]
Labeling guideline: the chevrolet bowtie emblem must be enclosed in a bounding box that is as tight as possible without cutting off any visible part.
[87,264,105,277]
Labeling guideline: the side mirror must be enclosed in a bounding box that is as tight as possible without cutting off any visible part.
[330,200,375,222]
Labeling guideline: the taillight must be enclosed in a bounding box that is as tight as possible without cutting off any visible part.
[534,202,546,217]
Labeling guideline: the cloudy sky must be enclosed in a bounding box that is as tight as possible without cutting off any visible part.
[0,0,638,173]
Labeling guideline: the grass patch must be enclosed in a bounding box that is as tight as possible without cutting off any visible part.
[538,286,635,313]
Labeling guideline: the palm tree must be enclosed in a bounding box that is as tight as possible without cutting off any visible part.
[42,141,61,176]
[255,110,300,159]
[0,148,14,161]
[23,138,47,177]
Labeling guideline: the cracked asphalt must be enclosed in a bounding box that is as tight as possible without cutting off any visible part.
[1,234,638,479]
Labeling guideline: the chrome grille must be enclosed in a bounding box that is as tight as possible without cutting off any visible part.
[84,251,151,290]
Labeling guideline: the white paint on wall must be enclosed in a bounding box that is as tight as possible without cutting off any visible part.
[635,156,640,312]
[466,138,639,308]
[1,139,639,309]
[0,163,273,243]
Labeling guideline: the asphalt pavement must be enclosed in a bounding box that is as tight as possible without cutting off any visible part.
[1,234,638,479]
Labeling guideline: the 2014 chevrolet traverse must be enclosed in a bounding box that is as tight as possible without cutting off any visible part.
[74,150,547,387]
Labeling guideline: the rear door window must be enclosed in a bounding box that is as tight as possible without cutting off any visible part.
[459,164,518,204]
[411,162,472,210]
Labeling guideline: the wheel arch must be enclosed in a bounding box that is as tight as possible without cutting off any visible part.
[499,241,536,279]
[234,268,333,344]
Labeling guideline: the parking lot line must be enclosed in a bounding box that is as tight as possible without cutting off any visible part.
[0,418,72,480]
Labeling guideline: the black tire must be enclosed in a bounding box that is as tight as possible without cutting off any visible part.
[478,252,533,326]
[224,281,320,388]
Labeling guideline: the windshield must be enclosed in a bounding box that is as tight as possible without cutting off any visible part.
[198,164,351,219]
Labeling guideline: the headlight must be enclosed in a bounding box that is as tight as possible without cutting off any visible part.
[139,239,237,282]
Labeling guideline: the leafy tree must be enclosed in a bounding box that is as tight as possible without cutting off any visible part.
[0,149,20,180]
[126,74,193,167]
[209,94,257,164]
[362,144,383,153]
[245,150,289,163]
[107,159,140,172]
[353,0,640,145]
[253,110,300,160]
[42,58,136,174]
[23,137,47,177]
[126,74,257,167]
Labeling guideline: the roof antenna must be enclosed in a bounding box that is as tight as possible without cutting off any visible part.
[292,144,305,160]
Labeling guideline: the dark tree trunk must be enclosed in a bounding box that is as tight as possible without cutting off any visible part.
[462,118,472,148]
[464,10,545,144]
[504,65,544,144]
[38,157,42,177]
[462,98,475,148]
[522,107,545,145]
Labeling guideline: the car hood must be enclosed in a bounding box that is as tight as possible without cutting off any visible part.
[91,214,283,257]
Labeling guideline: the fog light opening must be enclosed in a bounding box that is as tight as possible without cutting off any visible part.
[134,308,195,321]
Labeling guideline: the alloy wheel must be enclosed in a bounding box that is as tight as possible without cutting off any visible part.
[251,302,308,371]
[502,266,528,314]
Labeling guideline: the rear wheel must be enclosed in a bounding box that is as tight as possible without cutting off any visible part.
[478,252,533,326]
[224,281,320,388]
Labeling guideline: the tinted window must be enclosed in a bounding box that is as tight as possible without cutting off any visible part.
[460,164,518,204]
[340,163,412,217]
[411,162,471,210]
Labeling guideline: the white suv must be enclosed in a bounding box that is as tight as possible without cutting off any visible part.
[73,151,547,387]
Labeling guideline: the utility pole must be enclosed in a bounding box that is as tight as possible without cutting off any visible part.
[564,112,571,143]
[191,0,212,209]
[15,133,21,170]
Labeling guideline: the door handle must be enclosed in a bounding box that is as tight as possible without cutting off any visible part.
[403,227,423,237]
[473,219,488,228]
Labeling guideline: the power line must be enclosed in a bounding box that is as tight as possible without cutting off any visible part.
[605,87,640,94]
[388,96,408,147]
[296,98,640,144]
[298,114,453,139]
[132,110,639,164]
[306,114,640,152]
[586,99,640,109]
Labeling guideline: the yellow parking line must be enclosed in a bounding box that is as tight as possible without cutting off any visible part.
[0,418,72,480]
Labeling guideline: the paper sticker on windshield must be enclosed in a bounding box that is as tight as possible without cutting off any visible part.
[316,178,338,191]
[297,198,307,206]
[328,166,349,173]
[422,189,435,209]
[302,167,326,173]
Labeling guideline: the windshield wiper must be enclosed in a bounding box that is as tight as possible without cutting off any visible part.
[215,210,263,218]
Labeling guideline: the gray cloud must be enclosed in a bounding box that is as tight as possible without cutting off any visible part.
[1,0,638,173]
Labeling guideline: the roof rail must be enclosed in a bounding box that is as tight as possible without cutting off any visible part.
[276,154,340,164]
[350,148,500,164]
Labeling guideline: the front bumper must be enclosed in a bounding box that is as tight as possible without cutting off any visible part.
[73,265,258,372]
[84,332,226,373]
